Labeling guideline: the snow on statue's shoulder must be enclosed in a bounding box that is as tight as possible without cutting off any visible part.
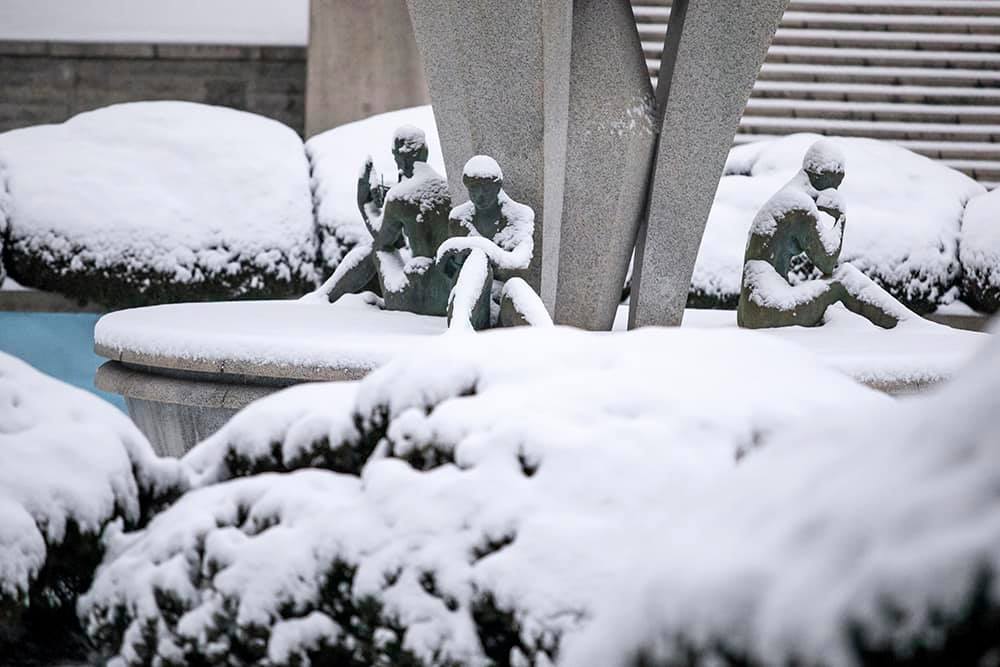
[384,161,449,208]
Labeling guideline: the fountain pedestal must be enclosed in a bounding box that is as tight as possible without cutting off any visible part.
[95,296,446,455]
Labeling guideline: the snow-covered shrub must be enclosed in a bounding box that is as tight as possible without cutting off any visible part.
[306,105,445,274]
[82,327,888,665]
[693,134,985,313]
[960,189,1000,314]
[0,155,9,287]
[565,329,1000,667]
[0,102,318,308]
[0,352,184,663]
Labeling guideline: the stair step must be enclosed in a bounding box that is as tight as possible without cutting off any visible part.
[757,63,1000,87]
[645,60,1000,88]
[940,158,1000,180]
[889,140,1000,159]
[634,13,1000,34]
[751,82,1000,105]
[765,45,1000,68]
[728,134,998,180]
[738,116,1000,141]
[731,134,1000,157]
[745,98,1000,123]
[772,29,1000,52]
[632,0,1000,17]
[783,0,1000,16]
[780,12,1000,33]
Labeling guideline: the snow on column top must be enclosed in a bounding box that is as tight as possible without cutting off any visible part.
[463,155,503,182]
[802,139,846,175]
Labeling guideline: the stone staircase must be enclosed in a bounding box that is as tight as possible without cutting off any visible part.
[632,0,1000,188]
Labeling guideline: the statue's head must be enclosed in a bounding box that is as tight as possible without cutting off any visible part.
[462,155,503,210]
[802,139,846,191]
[392,125,429,178]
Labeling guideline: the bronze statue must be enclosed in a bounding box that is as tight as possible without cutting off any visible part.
[313,125,453,316]
[437,156,548,330]
[737,139,901,329]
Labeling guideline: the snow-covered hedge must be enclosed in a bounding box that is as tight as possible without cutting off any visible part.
[694,134,985,313]
[572,331,1000,666]
[305,105,445,271]
[0,102,319,308]
[81,327,894,665]
[960,189,1000,313]
[0,352,184,663]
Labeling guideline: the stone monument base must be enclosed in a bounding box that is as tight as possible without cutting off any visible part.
[94,295,447,455]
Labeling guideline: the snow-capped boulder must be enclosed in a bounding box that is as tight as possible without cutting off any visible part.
[0,102,318,308]
[306,105,445,273]
[960,188,1000,313]
[693,134,985,312]
[0,351,183,662]
[81,326,889,666]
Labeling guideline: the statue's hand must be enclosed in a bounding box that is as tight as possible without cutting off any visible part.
[357,156,375,203]
[437,243,472,278]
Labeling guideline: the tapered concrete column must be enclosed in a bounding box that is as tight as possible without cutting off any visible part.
[549,0,656,329]
[629,0,788,328]
[405,0,562,292]
[306,0,429,138]
[407,0,655,324]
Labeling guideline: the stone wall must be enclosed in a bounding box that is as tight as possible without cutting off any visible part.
[0,41,306,135]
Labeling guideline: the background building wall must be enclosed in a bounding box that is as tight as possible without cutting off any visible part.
[0,41,306,135]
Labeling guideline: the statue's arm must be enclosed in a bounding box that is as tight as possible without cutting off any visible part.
[374,203,405,251]
[356,157,385,237]
[436,234,532,272]
[800,207,844,276]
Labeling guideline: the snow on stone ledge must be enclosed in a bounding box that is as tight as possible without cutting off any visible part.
[305,105,445,271]
[960,188,1000,314]
[82,326,894,665]
[0,102,317,308]
[694,134,985,312]
[0,351,181,623]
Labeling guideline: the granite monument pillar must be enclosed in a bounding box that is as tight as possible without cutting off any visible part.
[629,0,788,328]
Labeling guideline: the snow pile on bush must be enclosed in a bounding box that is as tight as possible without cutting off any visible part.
[692,134,985,312]
[306,105,445,271]
[960,188,1000,313]
[0,351,183,662]
[81,327,893,666]
[0,102,318,308]
[570,328,1000,666]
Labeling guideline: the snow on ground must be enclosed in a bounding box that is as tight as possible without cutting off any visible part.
[0,101,317,308]
[960,188,1000,313]
[698,133,985,312]
[82,326,892,665]
[0,352,181,642]
[613,304,986,393]
[0,0,308,45]
[306,105,445,271]
[94,296,984,394]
